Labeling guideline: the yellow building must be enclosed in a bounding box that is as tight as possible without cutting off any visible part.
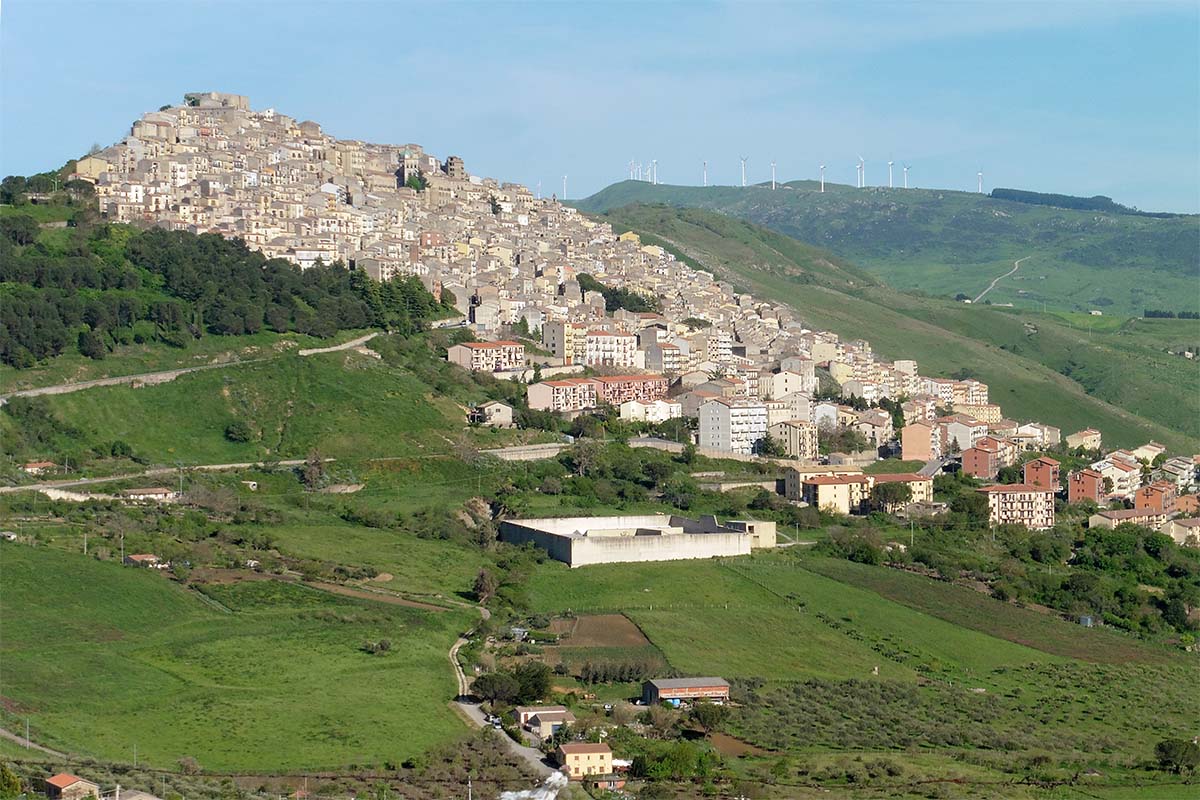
[557,742,613,779]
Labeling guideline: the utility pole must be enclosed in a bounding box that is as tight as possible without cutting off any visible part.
[25,718,29,748]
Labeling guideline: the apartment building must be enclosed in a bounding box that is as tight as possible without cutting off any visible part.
[768,419,819,461]
[527,377,599,412]
[446,340,524,372]
[620,399,682,422]
[1023,456,1060,491]
[901,420,941,462]
[584,330,637,367]
[978,485,1056,530]
[800,474,873,515]
[542,321,587,364]
[592,374,668,405]
[699,398,768,455]
[1067,468,1105,504]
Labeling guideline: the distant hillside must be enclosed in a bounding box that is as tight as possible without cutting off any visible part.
[576,180,1200,316]
[593,204,1198,451]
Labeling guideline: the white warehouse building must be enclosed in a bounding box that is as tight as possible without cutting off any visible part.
[498,514,776,568]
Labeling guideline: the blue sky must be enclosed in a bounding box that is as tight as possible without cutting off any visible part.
[2,1,1198,211]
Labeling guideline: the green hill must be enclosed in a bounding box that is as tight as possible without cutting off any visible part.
[575,180,1200,316]
[591,204,1198,450]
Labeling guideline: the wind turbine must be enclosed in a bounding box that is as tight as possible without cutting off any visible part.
[977,169,984,194]
[771,161,777,190]
[819,164,826,193]
[703,160,708,187]
[740,156,748,187]
[651,159,658,185]
[903,164,910,189]
[536,180,541,200]
[562,174,567,200]
[628,160,635,180]
[857,155,865,188]
[887,160,894,189]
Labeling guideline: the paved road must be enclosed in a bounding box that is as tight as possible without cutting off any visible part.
[449,608,555,776]
[918,457,950,477]
[973,256,1031,304]
[296,332,379,356]
[0,459,316,495]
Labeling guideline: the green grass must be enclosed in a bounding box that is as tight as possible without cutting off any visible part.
[0,543,471,771]
[0,329,374,395]
[575,180,1200,316]
[591,204,1197,450]
[34,349,467,463]
[0,203,77,223]
[528,554,1062,684]
[863,460,926,475]
[801,558,1172,664]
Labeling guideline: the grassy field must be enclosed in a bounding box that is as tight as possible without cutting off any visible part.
[25,349,468,464]
[0,544,471,771]
[575,180,1200,316]
[0,328,375,395]
[591,204,1197,450]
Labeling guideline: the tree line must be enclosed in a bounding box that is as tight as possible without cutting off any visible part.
[1144,309,1200,319]
[990,187,1187,219]
[0,219,455,368]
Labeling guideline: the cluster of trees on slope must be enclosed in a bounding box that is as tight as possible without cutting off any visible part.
[990,187,1188,218]
[0,219,455,367]
[576,272,661,313]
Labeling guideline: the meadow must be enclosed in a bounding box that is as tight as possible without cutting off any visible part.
[0,544,472,771]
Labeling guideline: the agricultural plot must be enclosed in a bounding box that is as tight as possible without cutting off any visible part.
[0,544,472,771]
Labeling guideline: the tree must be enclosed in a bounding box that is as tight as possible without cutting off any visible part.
[755,433,787,458]
[0,764,21,798]
[77,328,107,360]
[690,701,729,735]
[405,174,427,191]
[1155,738,1200,774]
[472,672,519,704]
[0,213,39,245]
[870,481,913,512]
[473,568,499,603]
[300,448,326,489]
[224,419,253,442]
[514,660,551,703]
[177,756,202,775]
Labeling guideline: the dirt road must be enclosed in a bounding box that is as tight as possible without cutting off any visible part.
[973,256,1031,304]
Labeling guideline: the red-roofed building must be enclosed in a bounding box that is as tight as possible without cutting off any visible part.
[591,374,668,405]
[871,473,934,509]
[1134,481,1177,516]
[45,775,98,800]
[1067,468,1105,505]
[527,377,599,412]
[1023,457,1060,491]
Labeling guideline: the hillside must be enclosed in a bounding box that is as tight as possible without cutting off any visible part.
[575,180,1200,316]
[590,204,1198,450]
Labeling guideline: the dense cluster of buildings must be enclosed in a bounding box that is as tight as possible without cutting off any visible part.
[72,94,1199,541]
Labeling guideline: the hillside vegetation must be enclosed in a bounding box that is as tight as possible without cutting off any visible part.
[575,180,1200,316]
[589,204,1198,450]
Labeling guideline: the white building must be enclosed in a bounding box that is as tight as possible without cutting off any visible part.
[620,399,683,423]
[699,398,768,455]
[584,330,637,368]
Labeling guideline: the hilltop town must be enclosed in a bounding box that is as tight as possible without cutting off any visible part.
[61,91,1198,543]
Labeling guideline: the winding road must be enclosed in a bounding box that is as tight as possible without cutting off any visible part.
[973,255,1031,304]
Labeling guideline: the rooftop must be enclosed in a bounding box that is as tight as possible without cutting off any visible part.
[648,677,730,689]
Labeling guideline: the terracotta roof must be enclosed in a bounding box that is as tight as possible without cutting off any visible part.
[47,775,90,790]
[872,473,931,484]
[977,484,1053,493]
[559,742,612,754]
[1028,456,1060,466]
[804,475,870,485]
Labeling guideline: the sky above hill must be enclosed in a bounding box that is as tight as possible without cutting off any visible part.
[2,1,1198,212]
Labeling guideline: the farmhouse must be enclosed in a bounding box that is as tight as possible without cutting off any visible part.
[21,461,57,475]
[470,400,514,428]
[498,514,775,567]
[45,775,99,800]
[513,704,569,727]
[556,742,613,780]
[527,709,576,739]
[643,676,730,705]
[124,553,167,568]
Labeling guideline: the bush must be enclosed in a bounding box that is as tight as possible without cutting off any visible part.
[223,420,253,442]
